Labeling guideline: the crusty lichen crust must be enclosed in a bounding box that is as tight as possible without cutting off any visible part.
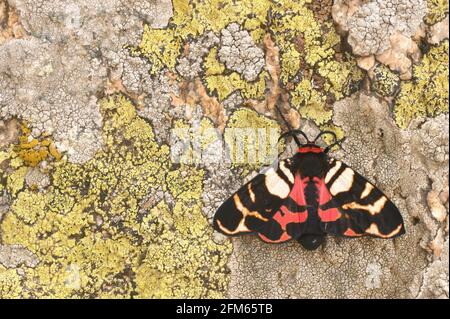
[0,0,448,298]
[394,40,449,128]
[1,96,231,298]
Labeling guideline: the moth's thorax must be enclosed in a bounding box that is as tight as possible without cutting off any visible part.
[295,144,328,178]
[297,144,323,154]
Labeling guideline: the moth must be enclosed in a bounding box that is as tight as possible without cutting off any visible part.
[213,125,405,250]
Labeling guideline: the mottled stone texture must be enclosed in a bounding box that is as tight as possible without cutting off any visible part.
[0,0,448,298]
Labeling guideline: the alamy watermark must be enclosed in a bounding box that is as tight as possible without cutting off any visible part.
[170,127,281,165]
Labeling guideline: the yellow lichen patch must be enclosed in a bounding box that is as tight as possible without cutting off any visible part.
[1,143,49,196]
[394,41,449,128]
[139,27,181,75]
[203,46,267,101]
[0,148,23,193]
[318,124,345,147]
[170,117,222,165]
[0,95,231,298]
[205,71,268,102]
[138,0,361,126]
[136,166,232,298]
[224,108,280,171]
[140,0,271,75]
[136,199,232,298]
[425,0,449,24]
[269,4,362,125]
[198,117,218,147]
[14,123,62,167]
[291,79,332,125]
[204,47,225,76]
[370,64,400,97]
[6,166,27,197]
[0,266,22,298]
[318,57,363,100]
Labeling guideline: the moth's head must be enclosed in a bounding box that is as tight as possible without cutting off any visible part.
[278,130,342,155]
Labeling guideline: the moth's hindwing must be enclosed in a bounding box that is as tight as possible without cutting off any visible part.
[213,158,298,242]
[319,158,405,238]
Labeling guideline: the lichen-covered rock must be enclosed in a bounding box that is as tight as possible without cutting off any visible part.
[0,244,38,268]
[332,0,431,78]
[0,0,448,299]
[334,0,427,56]
[0,0,173,163]
[394,40,449,128]
[177,32,220,80]
[426,15,449,44]
[0,95,232,298]
[0,119,19,149]
[0,0,25,44]
[369,64,401,97]
[218,23,265,81]
[425,0,449,24]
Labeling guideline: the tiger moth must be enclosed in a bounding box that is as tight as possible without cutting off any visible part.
[213,108,405,250]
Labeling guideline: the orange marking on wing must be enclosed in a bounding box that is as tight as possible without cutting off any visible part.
[272,206,308,230]
[342,196,387,215]
[316,177,342,222]
[319,209,341,222]
[343,228,363,237]
[258,232,291,243]
[289,175,309,206]
[248,183,256,203]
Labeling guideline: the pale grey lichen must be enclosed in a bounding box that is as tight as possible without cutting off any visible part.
[218,23,265,81]
[0,38,104,163]
[24,167,50,190]
[0,193,10,222]
[8,0,173,43]
[0,119,19,150]
[417,238,449,298]
[176,32,220,80]
[202,162,242,221]
[338,0,427,55]
[108,47,180,144]
[0,244,39,268]
[0,0,173,163]
[222,91,244,114]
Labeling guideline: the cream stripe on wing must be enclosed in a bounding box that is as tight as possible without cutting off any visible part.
[216,219,250,235]
[325,160,342,184]
[217,193,269,235]
[265,167,290,198]
[248,183,256,203]
[234,194,268,221]
[279,160,294,184]
[365,223,403,238]
[360,183,374,199]
[329,167,354,195]
[342,196,388,215]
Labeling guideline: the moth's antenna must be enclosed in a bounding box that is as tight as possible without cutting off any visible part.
[274,96,301,147]
[324,137,347,154]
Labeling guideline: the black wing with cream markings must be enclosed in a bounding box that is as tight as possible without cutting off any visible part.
[213,158,298,242]
[319,157,405,238]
